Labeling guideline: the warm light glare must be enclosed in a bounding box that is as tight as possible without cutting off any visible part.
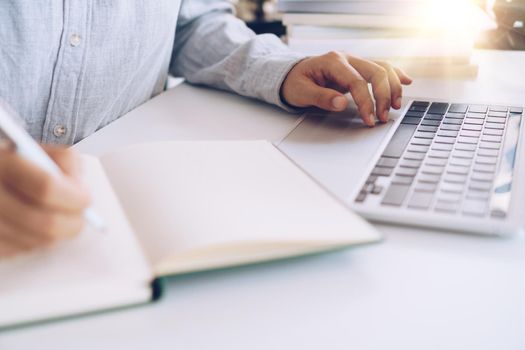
[417,0,495,34]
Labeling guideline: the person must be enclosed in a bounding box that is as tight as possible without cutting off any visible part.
[0,0,412,257]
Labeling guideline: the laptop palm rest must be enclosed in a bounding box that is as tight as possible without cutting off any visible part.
[278,104,407,202]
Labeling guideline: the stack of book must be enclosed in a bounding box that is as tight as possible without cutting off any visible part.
[278,0,495,78]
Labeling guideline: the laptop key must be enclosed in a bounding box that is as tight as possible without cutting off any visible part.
[476,156,498,165]
[483,128,503,136]
[402,117,421,125]
[471,172,494,182]
[477,148,499,157]
[479,142,500,150]
[372,166,393,177]
[449,157,472,167]
[392,175,414,185]
[485,122,505,130]
[428,150,450,159]
[425,158,448,167]
[443,174,468,184]
[425,114,444,121]
[396,167,419,177]
[431,143,454,151]
[445,112,465,119]
[466,113,486,120]
[407,145,430,153]
[440,182,465,193]
[457,136,478,144]
[418,125,439,133]
[437,130,459,137]
[466,190,491,200]
[428,102,449,115]
[418,173,442,183]
[381,184,411,206]
[469,181,493,191]
[408,192,434,209]
[510,107,523,114]
[442,118,463,125]
[481,135,502,143]
[404,152,426,161]
[410,105,428,112]
[462,199,488,217]
[489,106,508,112]
[371,185,384,195]
[464,118,484,125]
[462,124,482,131]
[451,150,475,159]
[414,131,436,139]
[382,124,418,158]
[468,105,488,113]
[434,136,456,144]
[377,157,399,168]
[435,200,459,213]
[440,124,461,131]
[399,159,422,168]
[406,111,425,118]
[414,182,438,192]
[473,163,496,173]
[412,101,430,107]
[460,130,481,138]
[449,104,468,113]
[455,143,477,151]
[486,117,506,124]
[411,138,432,146]
[447,165,470,175]
[366,176,378,184]
[422,165,445,175]
[420,119,441,127]
[487,111,507,118]
[436,192,462,203]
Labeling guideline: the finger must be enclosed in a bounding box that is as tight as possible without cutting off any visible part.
[346,56,391,123]
[0,185,85,239]
[42,145,81,178]
[0,150,91,213]
[394,66,413,85]
[0,219,52,255]
[376,62,403,110]
[292,78,349,112]
[320,53,376,126]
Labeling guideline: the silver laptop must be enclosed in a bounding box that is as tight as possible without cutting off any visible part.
[278,100,524,236]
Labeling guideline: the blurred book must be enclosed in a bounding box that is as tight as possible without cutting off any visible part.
[279,0,430,15]
[279,0,496,78]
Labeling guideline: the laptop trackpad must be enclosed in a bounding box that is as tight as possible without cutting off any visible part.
[278,107,405,202]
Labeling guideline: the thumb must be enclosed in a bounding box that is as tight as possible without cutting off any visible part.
[300,82,349,112]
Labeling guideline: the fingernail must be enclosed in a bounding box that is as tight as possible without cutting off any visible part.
[368,114,376,127]
[331,96,347,111]
[396,97,402,108]
[381,110,389,122]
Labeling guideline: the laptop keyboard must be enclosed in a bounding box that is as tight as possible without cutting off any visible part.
[355,101,523,218]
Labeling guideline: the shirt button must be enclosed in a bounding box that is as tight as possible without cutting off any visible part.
[69,33,82,47]
[53,125,67,138]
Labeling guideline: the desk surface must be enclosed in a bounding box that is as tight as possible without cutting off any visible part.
[2,50,525,349]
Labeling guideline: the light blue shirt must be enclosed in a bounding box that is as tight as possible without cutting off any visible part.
[0,0,303,144]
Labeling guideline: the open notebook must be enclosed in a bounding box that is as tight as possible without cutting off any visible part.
[0,140,381,328]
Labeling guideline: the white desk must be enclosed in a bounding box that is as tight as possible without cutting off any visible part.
[2,50,524,349]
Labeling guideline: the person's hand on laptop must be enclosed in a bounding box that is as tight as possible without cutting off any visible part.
[280,51,413,127]
[0,145,90,258]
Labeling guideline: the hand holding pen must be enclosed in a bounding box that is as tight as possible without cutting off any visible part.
[0,102,105,258]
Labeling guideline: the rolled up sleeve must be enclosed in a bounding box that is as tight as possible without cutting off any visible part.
[169,0,305,110]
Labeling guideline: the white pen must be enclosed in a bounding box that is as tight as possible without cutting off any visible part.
[0,101,106,231]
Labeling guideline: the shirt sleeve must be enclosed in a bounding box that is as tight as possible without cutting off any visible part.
[169,0,305,110]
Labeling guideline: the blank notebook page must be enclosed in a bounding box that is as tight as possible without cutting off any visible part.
[99,140,380,269]
[0,156,152,327]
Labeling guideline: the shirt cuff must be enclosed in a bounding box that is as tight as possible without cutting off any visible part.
[246,34,306,113]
